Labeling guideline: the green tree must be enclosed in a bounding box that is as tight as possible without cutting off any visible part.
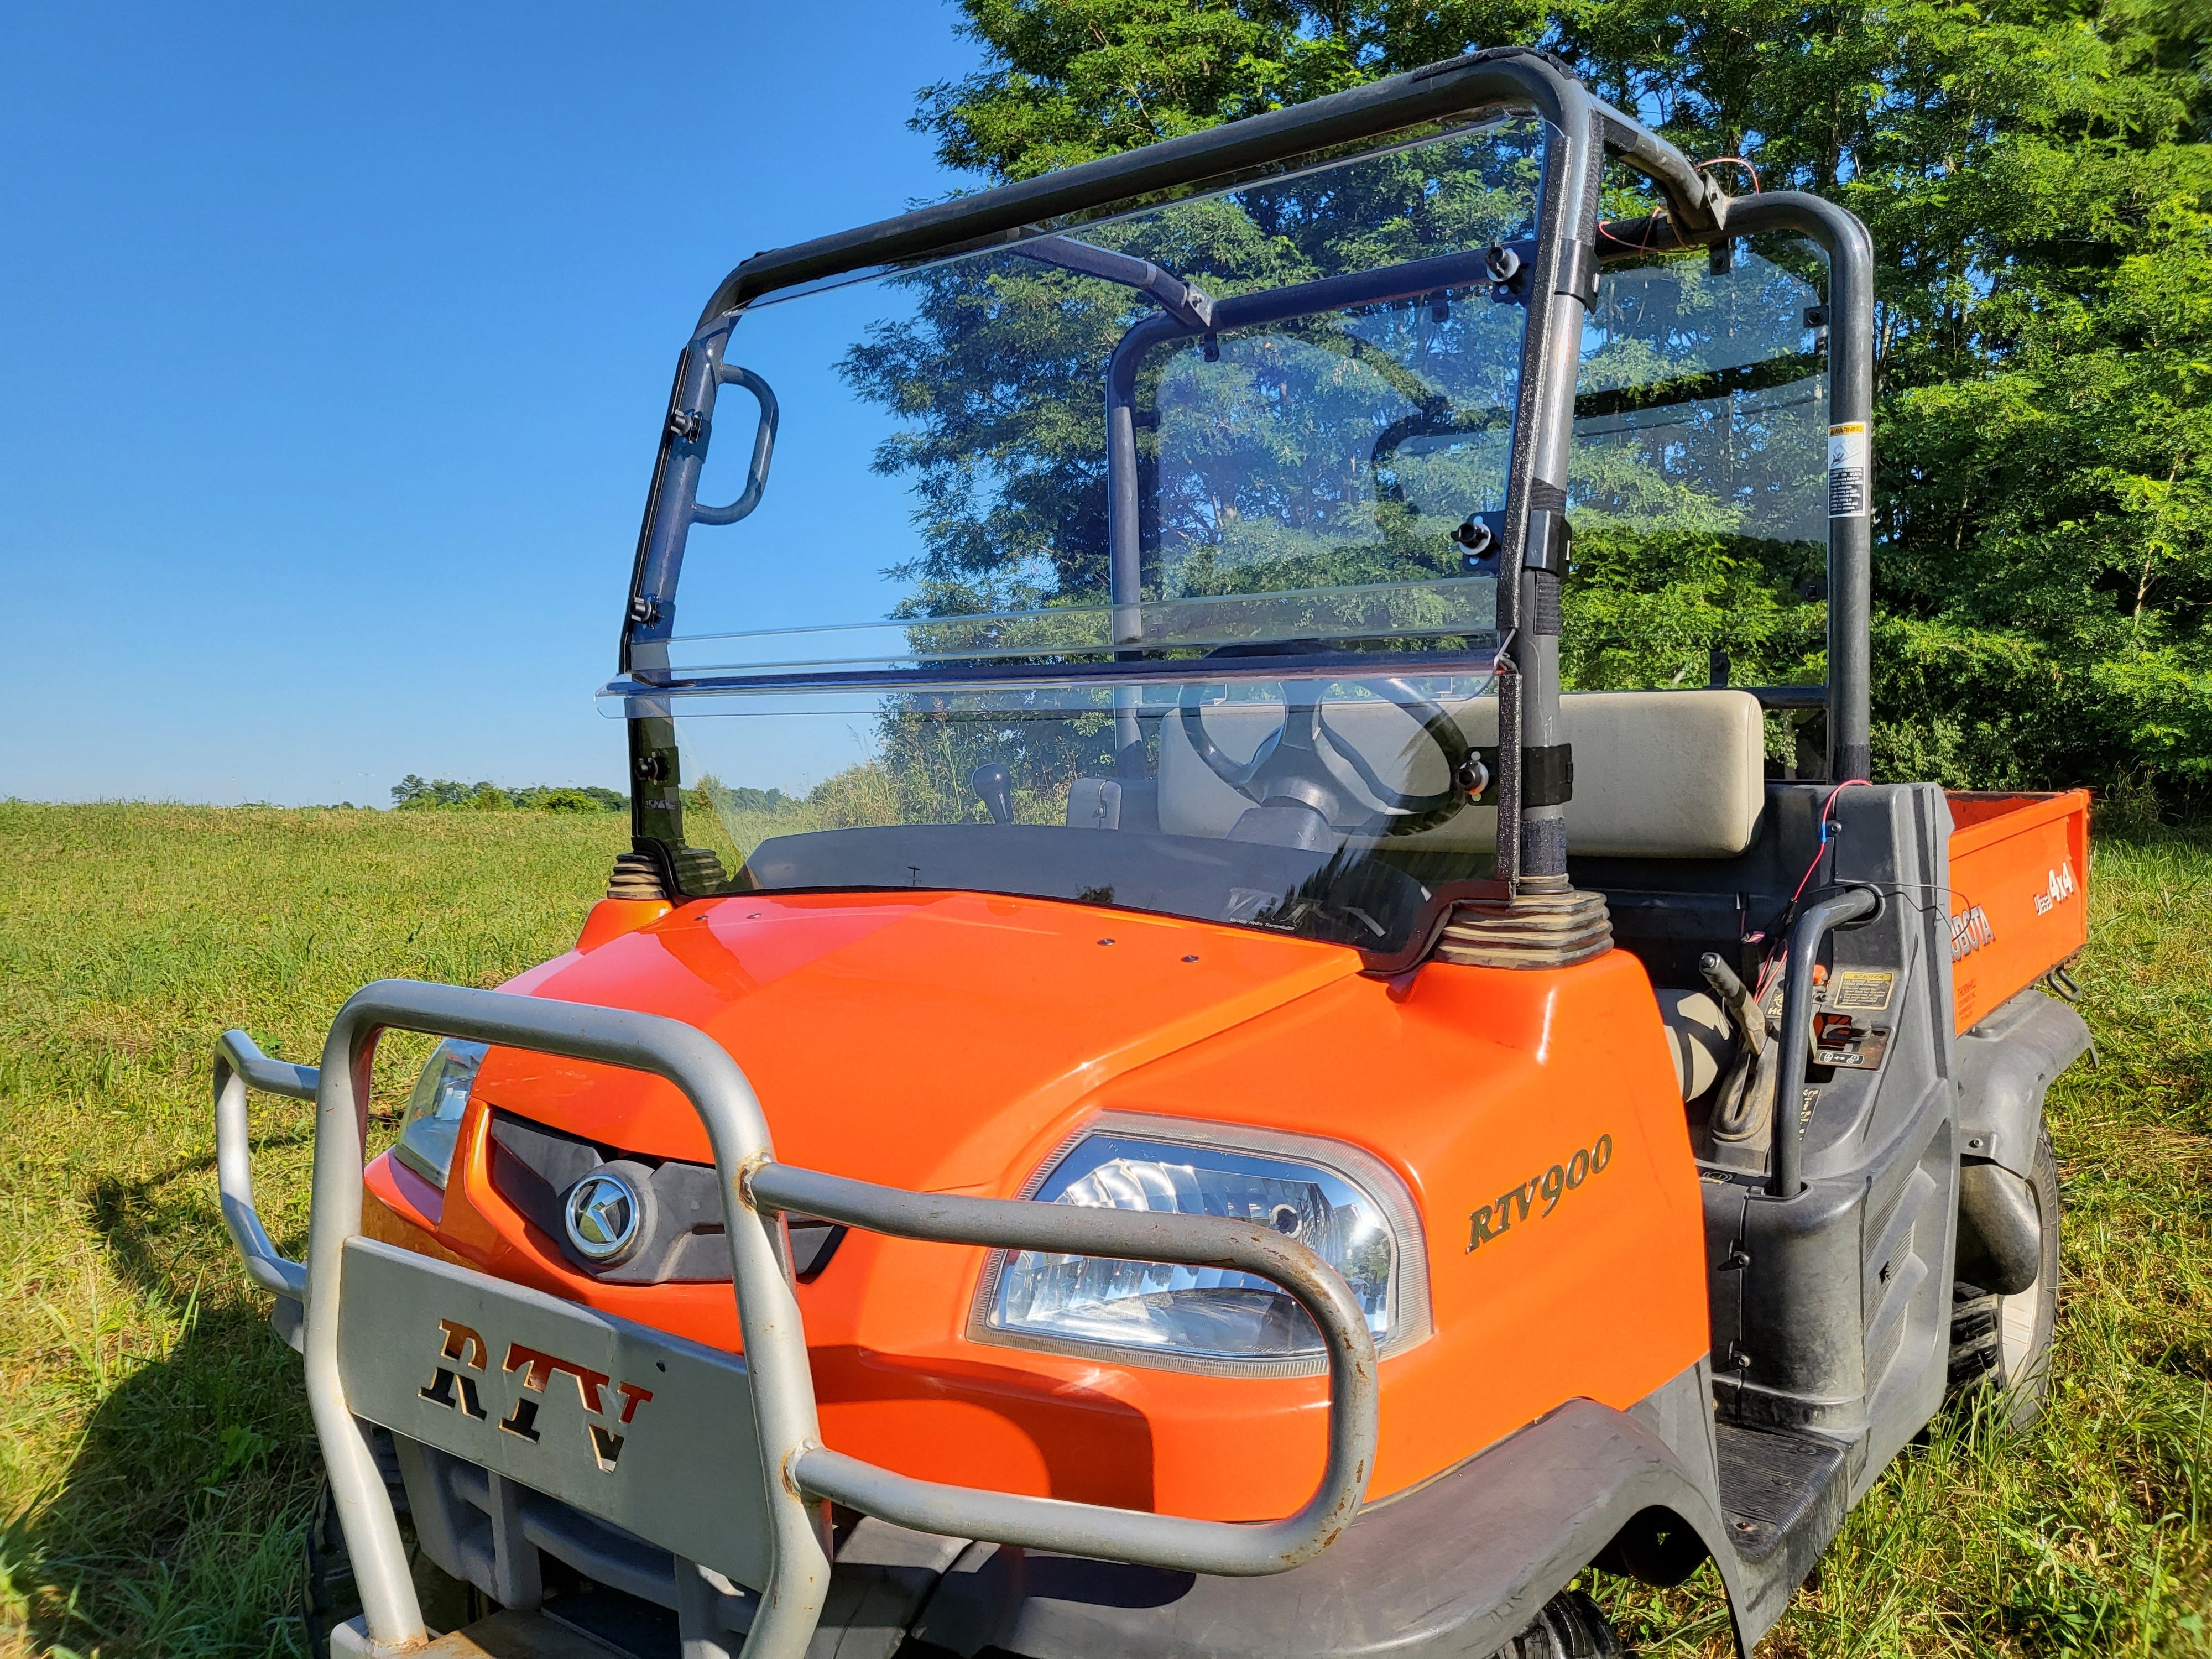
[909,0,2212,804]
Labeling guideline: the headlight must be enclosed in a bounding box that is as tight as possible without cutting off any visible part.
[973,1117,1429,1375]
[392,1039,487,1190]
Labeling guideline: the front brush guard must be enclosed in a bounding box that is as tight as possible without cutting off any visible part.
[212,980,1380,1659]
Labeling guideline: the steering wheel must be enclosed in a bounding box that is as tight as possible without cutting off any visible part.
[1177,664,1486,838]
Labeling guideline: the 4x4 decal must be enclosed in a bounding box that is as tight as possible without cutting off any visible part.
[2032,858,2078,916]
[418,1317,655,1470]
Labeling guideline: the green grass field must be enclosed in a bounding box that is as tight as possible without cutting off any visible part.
[0,801,2205,1657]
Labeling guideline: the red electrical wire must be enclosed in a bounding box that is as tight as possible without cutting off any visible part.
[1597,212,1670,251]
[1599,155,1759,259]
[1696,156,1762,194]
[1755,778,1870,999]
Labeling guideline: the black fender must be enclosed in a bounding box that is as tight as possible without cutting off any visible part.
[911,1387,1770,1659]
[1955,986,2090,1180]
[1953,987,2087,1291]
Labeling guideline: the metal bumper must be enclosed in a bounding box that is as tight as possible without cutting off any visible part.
[213,980,1380,1659]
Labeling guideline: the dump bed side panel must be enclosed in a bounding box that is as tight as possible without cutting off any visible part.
[1944,791,2090,1032]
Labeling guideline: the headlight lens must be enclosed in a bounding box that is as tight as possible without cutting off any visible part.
[979,1124,1425,1370]
[392,1039,487,1190]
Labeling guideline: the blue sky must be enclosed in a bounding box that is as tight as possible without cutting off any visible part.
[0,3,982,805]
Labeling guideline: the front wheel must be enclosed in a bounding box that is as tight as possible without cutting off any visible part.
[1490,1590,1620,1658]
[1948,1125,2062,1428]
[301,1435,483,1656]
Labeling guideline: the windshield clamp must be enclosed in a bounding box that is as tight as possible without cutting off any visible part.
[1521,744,1575,808]
[1522,507,1573,577]
[1554,239,1599,307]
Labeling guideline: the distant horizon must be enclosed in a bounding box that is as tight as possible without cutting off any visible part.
[3,786,627,810]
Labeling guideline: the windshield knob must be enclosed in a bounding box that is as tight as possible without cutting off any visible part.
[971,764,1014,825]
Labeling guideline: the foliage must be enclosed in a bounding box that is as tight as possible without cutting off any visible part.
[910,0,2212,805]
[388,776,623,813]
[1,803,2208,1653]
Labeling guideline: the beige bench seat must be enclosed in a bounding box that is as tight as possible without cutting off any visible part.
[1158,688,1768,859]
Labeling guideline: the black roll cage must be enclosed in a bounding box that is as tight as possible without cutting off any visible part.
[609,45,1874,900]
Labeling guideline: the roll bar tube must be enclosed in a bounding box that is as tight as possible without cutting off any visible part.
[217,983,1381,1655]
[1014,235,1215,330]
[697,50,1713,321]
[1768,886,1882,1196]
[620,49,1882,881]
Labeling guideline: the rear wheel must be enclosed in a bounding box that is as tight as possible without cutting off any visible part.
[1490,1590,1620,1658]
[1948,1125,2061,1428]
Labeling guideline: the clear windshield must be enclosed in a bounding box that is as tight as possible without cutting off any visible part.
[1563,235,1830,695]
[622,119,1553,951]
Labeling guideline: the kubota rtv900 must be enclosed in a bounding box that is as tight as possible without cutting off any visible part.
[216,47,2093,1659]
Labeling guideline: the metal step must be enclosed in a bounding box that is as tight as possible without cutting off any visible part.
[1714,1421,1850,1567]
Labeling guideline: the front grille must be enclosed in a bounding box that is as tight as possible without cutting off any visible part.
[486,1108,844,1285]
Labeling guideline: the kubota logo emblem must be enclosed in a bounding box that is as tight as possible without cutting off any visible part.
[565,1171,642,1262]
[418,1318,654,1471]
[1950,905,1995,962]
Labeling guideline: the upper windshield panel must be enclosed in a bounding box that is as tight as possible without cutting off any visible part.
[665,117,1547,674]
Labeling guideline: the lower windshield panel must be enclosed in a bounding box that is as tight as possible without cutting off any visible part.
[657,674,1505,956]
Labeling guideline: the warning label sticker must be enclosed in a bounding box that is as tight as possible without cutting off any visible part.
[1823,969,1896,1011]
[1829,422,1869,518]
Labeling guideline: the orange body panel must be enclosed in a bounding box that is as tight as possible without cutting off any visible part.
[364,892,1709,1520]
[576,897,674,952]
[1945,790,2090,1031]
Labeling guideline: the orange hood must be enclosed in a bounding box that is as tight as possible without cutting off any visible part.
[481,890,1365,1194]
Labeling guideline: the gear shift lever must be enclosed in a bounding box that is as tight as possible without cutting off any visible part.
[971,763,1013,825]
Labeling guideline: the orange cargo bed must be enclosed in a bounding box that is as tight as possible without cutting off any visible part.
[1945,790,2090,1032]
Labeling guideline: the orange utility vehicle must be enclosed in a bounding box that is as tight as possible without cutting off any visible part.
[215,49,2094,1659]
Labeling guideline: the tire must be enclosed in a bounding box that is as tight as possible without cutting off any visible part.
[1947,1125,2060,1428]
[1490,1590,1621,1658]
[301,1479,359,1659]
[301,1434,483,1652]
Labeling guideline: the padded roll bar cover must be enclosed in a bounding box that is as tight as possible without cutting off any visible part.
[1955,984,2093,1180]
[1160,689,1768,858]
[910,1396,1755,1659]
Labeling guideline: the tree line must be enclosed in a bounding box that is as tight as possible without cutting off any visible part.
[389,775,624,813]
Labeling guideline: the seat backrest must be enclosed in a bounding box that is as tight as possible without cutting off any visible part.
[1159,688,1767,858]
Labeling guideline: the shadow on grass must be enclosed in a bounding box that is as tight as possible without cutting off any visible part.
[7,1165,321,1658]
